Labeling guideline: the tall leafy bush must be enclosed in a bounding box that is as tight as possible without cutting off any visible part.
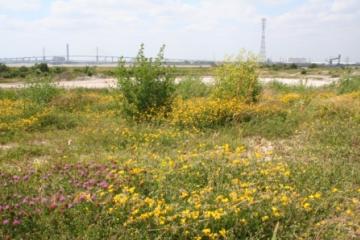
[117,44,175,120]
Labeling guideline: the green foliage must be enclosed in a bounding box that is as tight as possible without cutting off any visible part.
[267,81,313,94]
[52,67,64,74]
[289,63,298,69]
[0,63,9,73]
[117,44,176,120]
[308,63,318,69]
[301,69,307,75]
[0,64,54,79]
[35,111,80,130]
[22,79,60,105]
[241,112,301,139]
[265,63,288,71]
[176,76,210,99]
[0,89,18,100]
[0,64,16,78]
[213,54,262,103]
[33,63,49,73]
[83,66,96,76]
[337,77,360,94]
[16,66,30,78]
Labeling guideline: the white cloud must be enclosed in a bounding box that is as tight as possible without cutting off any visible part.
[0,0,41,11]
[0,0,359,62]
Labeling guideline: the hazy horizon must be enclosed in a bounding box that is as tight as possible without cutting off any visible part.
[1,0,360,62]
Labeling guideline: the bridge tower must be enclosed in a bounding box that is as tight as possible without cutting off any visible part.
[42,47,46,62]
[66,44,70,62]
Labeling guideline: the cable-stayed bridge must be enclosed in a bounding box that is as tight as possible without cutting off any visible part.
[0,55,216,67]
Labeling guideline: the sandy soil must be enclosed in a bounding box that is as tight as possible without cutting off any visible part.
[0,76,339,89]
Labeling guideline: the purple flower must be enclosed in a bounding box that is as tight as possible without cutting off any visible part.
[49,202,57,210]
[58,194,65,202]
[22,197,29,204]
[99,180,109,189]
[12,175,20,182]
[12,219,21,226]
[2,219,9,225]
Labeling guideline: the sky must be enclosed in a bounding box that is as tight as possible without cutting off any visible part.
[0,0,359,62]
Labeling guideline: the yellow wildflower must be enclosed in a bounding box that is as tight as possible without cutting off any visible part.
[180,190,189,199]
[303,202,311,211]
[272,207,281,217]
[113,193,128,206]
[202,228,211,236]
[219,228,227,237]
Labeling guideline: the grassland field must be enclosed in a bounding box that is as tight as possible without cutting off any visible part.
[0,66,360,239]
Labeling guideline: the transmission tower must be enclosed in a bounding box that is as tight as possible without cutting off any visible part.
[260,18,266,62]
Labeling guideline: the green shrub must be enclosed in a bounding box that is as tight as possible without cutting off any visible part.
[0,63,9,73]
[337,77,360,94]
[309,63,318,69]
[23,79,60,105]
[35,111,79,130]
[0,64,15,79]
[289,63,298,69]
[84,66,96,76]
[267,81,313,94]
[176,76,210,99]
[16,66,30,78]
[213,53,261,103]
[117,44,175,120]
[33,63,49,73]
[52,67,64,74]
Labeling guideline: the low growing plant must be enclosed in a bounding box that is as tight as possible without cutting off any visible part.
[176,76,211,99]
[337,76,360,94]
[22,78,60,105]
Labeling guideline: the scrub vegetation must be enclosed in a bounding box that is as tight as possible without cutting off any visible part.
[0,48,360,239]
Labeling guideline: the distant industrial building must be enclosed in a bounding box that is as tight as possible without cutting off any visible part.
[288,58,308,64]
[52,56,66,63]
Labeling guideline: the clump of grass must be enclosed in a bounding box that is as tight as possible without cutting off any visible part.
[22,78,60,105]
[266,81,313,94]
[337,76,360,94]
[176,76,211,99]
[33,110,80,130]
